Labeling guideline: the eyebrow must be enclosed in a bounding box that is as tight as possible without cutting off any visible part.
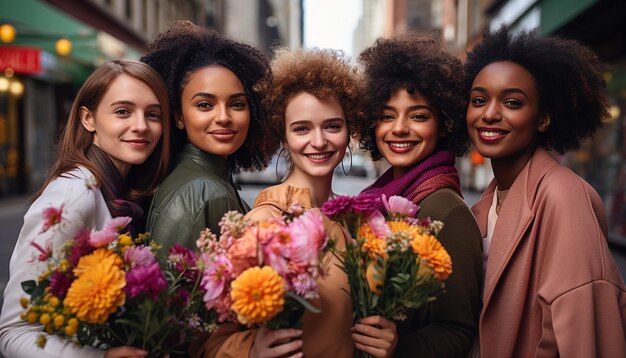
[288,117,345,126]
[190,92,247,100]
[110,100,161,109]
[382,104,433,112]
[470,86,529,99]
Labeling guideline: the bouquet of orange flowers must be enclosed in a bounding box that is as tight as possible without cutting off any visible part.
[20,196,213,356]
[199,206,328,329]
[321,194,451,323]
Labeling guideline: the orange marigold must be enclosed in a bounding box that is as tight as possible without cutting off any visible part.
[359,224,387,259]
[73,248,123,277]
[410,234,452,281]
[230,266,285,325]
[64,255,126,324]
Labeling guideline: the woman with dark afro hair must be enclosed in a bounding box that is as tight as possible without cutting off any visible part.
[141,21,273,251]
[193,47,361,358]
[357,32,482,357]
[466,26,626,357]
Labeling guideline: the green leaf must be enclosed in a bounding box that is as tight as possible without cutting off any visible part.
[286,292,321,314]
[21,280,37,295]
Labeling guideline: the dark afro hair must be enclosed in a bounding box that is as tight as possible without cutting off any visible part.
[357,31,468,160]
[464,26,609,154]
[140,20,272,173]
[258,47,362,155]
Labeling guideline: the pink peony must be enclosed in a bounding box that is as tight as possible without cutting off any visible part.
[383,195,418,217]
[41,205,63,233]
[366,210,392,238]
[124,262,167,300]
[351,194,378,215]
[227,228,259,275]
[320,195,352,218]
[201,254,233,304]
[124,246,156,269]
[287,211,327,267]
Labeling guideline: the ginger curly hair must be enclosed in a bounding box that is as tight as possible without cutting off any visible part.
[357,32,469,160]
[260,48,362,155]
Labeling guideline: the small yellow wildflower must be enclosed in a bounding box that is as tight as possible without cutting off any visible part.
[58,259,69,273]
[118,233,133,246]
[64,324,77,336]
[36,334,47,348]
[39,313,51,325]
[53,315,65,329]
[27,311,38,324]
[20,297,29,309]
[49,296,60,308]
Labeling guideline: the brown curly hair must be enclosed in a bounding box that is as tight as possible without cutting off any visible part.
[260,48,362,155]
[357,32,468,160]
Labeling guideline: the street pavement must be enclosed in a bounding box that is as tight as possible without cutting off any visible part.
[1,175,625,322]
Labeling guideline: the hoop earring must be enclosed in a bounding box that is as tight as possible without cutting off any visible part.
[276,148,292,182]
[342,145,352,176]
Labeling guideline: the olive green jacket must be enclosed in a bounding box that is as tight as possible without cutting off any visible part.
[146,144,250,251]
[394,188,483,358]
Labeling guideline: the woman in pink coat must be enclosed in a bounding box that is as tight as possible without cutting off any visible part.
[465,27,626,357]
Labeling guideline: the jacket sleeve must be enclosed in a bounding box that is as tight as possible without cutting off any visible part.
[395,197,483,357]
[535,175,626,357]
[0,174,106,358]
[190,323,257,358]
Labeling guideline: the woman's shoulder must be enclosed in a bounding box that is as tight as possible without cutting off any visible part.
[418,188,472,220]
[537,164,603,209]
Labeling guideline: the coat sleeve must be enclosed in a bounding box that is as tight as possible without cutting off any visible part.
[395,195,483,357]
[190,323,257,358]
[535,174,626,357]
[0,174,106,358]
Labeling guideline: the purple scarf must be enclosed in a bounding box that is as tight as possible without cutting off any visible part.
[361,149,462,214]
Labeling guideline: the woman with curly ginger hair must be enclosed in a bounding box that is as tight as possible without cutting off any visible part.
[466,26,626,357]
[357,32,482,357]
[140,21,273,251]
[192,48,361,358]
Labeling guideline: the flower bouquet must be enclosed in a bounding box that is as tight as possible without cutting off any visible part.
[321,194,451,324]
[199,207,329,329]
[20,199,213,356]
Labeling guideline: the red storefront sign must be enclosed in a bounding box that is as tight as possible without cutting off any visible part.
[0,46,42,75]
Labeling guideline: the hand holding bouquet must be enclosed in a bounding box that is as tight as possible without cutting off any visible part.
[199,206,329,329]
[321,194,452,322]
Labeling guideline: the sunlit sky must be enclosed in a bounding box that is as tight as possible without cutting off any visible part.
[303,0,362,57]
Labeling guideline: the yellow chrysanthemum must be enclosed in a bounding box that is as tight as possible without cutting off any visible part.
[73,248,123,277]
[230,266,285,325]
[410,234,452,281]
[388,221,423,238]
[64,255,126,324]
[359,224,387,259]
[118,233,133,246]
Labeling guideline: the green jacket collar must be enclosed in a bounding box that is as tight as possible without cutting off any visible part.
[180,143,230,180]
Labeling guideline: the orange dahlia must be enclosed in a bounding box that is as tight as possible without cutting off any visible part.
[230,266,285,325]
[410,234,452,281]
[64,255,126,324]
[73,248,123,277]
[359,224,387,259]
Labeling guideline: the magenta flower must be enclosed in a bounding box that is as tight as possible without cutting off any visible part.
[320,195,352,218]
[351,194,378,215]
[124,262,167,300]
[68,228,95,266]
[291,273,319,300]
[30,240,52,262]
[366,210,391,238]
[124,246,156,269]
[168,245,199,281]
[383,195,418,217]
[41,205,63,233]
[201,254,233,304]
[49,271,73,297]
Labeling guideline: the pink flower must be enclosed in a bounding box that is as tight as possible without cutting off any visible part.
[124,262,167,300]
[41,205,63,233]
[227,228,259,275]
[351,194,378,215]
[366,210,391,238]
[201,254,233,304]
[383,195,418,217]
[49,271,73,297]
[89,229,118,248]
[124,246,156,269]
[287,211,327,267]
[30,240,53,262]
[68,229,95,266]
[168,245,200,281]
[291,273,319,300]
[103,216,132,233]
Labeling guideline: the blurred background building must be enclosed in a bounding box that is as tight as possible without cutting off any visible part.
[1,0,624,244]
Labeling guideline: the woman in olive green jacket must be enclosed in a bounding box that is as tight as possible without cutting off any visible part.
[141,21,273,250]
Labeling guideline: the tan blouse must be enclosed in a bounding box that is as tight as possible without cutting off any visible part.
[191,183,354,358]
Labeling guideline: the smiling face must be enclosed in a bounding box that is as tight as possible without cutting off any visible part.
[80,74,163,177]
[284,92,349,183]
[466,61,549,166]
[375,88,440,178]
[179,65,250,158]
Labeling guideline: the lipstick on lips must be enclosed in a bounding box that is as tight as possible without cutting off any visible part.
[387,141,417,154]
[476,127,508,142]
[305,151,333,164]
